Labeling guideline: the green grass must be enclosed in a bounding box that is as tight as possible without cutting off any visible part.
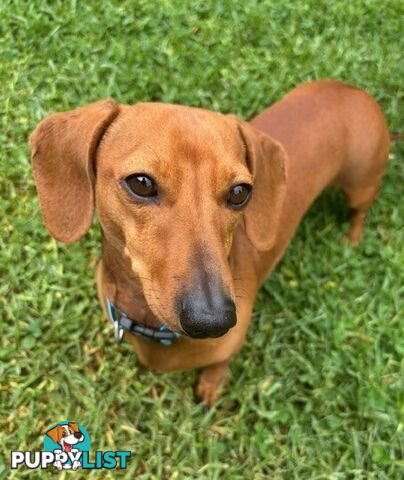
[0,0,403,478]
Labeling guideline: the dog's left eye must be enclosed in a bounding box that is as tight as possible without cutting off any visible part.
[124,174,158,199]
[227,184,251,209]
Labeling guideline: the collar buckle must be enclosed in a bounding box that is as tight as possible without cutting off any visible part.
[105,298,181,346]
[113,319,124,344]
[106,299,124,344]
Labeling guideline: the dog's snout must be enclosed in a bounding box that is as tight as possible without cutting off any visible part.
[178,279,236,338]
[74,432,83,440]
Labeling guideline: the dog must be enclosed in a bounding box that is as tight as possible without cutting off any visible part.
[46,423,84,470]
[30,80,390,405]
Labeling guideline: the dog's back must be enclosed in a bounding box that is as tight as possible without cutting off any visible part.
[251,80,390,249]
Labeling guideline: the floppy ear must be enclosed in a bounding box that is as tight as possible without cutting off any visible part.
[30,99,119,243]
[46,425,63,444]
[68,422,80,433]
[234,118,288,251]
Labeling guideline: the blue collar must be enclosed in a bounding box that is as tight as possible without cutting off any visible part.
[106,299,182,346]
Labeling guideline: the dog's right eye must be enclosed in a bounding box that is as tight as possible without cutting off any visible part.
[124,174,158,199]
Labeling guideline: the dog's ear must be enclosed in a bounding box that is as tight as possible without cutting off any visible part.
[231,116,288,251]
[68,422,80,433]
[46,425,63,444]
[30,99,119,243]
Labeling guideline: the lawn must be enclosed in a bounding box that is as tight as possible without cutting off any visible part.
[0,0,403,478]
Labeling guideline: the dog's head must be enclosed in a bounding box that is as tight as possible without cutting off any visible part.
[30,100,287,338]
[46,423,84,452]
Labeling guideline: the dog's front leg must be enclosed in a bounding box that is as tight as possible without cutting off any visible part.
[196,359,230,406]
[53,449,63,470]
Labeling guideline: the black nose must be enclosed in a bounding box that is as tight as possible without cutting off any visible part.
[179,289,237,339]
[74,432,82,440]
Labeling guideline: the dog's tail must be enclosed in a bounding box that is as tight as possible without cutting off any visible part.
[390,133,404,142]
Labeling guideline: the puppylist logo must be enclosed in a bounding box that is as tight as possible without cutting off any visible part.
[11,421,131,471]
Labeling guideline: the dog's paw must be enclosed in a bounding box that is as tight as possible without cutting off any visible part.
[196,379,220,406]
[339,234,361,247]
[195,360,229,406]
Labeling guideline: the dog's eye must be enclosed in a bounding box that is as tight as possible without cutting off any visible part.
[227,184,251,209]
[62,431,67,437]
[124,174,158,198]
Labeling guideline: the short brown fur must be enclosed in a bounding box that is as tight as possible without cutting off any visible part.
[31,80,390,405]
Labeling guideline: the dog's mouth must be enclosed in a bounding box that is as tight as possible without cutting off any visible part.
[62,441,72,452]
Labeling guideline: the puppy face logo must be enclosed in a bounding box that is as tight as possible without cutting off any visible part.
[46,423,84,453]
[44,421,90,471]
